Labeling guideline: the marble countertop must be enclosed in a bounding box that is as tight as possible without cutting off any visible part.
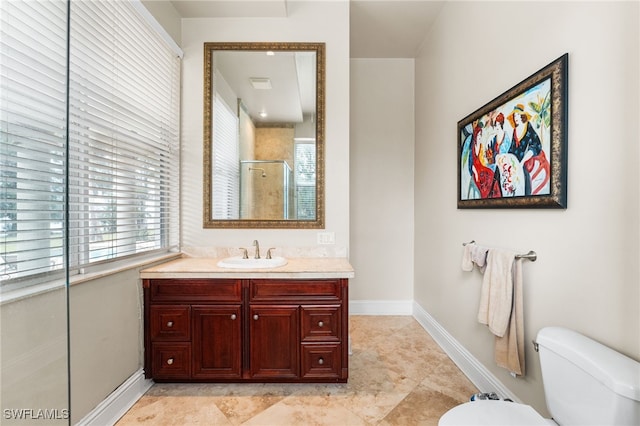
[140,256,355,279]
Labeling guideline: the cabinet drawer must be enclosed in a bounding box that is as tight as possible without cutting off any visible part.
[250,279,341,302]
[151,343,191,379]
[149,279,241,302]
[301,306,341,342]
[301,343,342,379]
[150,305,190,341]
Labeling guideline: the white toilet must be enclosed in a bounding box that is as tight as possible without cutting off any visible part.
[439,326,640,425]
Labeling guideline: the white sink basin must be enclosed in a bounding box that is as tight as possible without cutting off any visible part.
[217,256,288,269]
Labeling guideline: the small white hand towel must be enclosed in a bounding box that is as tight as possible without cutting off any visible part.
[461,244,473,271]
[477,248,517,337]
[470,245,488,272]
[461,243,488,272]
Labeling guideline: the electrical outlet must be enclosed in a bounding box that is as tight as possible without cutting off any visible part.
[317,232,335,245]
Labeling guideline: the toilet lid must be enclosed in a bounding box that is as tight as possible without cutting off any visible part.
[439,400,550,426]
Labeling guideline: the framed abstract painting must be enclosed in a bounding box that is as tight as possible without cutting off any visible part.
[457,53,568,208]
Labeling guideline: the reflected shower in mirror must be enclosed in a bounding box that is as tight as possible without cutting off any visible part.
[240,160,293,220]
[203,42,325,229]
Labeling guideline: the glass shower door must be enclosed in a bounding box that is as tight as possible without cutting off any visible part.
[0,0,70,424]
[240,160,293,220]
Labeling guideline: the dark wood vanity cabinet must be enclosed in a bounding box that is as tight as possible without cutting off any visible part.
[143,277,348,383]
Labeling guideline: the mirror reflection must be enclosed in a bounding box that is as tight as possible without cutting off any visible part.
[203,42,325,228]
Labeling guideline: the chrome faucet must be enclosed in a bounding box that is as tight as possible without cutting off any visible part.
[252,240,260,259]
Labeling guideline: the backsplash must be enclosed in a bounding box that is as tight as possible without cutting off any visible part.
[182,246,348,258]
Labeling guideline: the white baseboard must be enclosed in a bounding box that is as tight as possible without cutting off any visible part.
[76,368,153,426]
[349,299,413,315]
[412,302,520,403]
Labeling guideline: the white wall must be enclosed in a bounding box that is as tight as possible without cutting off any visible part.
[141,0,181,45]
[350,59,415,308]
[1,289,68,425]
[414,0,639,415]
[69,269,144,424]
[180,2,351,255]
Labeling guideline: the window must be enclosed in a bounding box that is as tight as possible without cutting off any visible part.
[294,141,316,220]
[0,0,180,289]
[1,0,68,283]
[67,0,180,266]
[211,94,239,219]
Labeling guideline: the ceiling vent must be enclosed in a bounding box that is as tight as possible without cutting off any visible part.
[250,77,272,90]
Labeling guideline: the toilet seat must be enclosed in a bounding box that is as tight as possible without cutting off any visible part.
[439,400,553,425]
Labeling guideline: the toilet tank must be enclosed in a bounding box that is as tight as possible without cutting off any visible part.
[536,327,640,425]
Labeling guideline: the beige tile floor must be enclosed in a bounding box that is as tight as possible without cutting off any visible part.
[116,316,477,425]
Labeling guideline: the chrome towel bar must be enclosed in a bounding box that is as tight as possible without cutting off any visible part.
[463,240,537,262]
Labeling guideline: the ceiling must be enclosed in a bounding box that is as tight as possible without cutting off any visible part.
[214,49,316,123]
[349,1,443,58]
[169,0,444,58]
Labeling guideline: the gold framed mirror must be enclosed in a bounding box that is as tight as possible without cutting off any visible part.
[203,42,325,229]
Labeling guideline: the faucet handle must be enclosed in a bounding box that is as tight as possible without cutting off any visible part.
[239,248,249,259]
[266,248,276,259]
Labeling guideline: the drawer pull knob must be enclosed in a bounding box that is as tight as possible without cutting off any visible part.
[318,357,324,365]
[253,314,259,320]
[318,321,324,327]
[166,321,174,328]
[230,314,237,320]
[167,358,174,365]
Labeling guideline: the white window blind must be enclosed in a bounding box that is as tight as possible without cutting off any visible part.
[0,0,180,288]
[68,0,180,266]
[0,0,68,283]
[212,94,239,219]
[294,141,316,220]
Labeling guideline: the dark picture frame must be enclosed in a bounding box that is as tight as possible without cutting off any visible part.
[457,54,568,209]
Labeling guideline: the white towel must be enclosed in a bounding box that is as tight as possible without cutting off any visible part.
[461,244,473,271]
[477,248,517,337]
[495,258,525,376]
[461,243,488,272]
[470,245,488,272]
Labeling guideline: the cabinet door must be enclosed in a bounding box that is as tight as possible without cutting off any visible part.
[249,305,299,379]
[192,305,242,379]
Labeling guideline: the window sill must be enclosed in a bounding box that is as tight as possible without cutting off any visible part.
[0,252,182,306]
